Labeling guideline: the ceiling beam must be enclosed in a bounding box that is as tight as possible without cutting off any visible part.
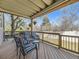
[0,8,31,19]
[31,0,78,19]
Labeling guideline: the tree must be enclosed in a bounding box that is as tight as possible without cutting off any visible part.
[11,14,25,36]
[28,20,37,31]
[59,16,73,31]
[57,7,79,31]
[41,15,51,31]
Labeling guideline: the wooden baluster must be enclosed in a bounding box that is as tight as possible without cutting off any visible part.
[68,37,69,49]
[70,37,71,50]
[69,37,71,50]
[66,37,68,49]
[42,33,44,42]
[62,36,64,48]
[65,37,67,49]
[72,37,74,51]
[71,37,73,51]
[78,37,79,53]
[63,37,65,48]
[74,37,76,52]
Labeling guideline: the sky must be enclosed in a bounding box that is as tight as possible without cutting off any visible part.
[33,2,79,26]
[4,2,79,26]
[48,2,79,22]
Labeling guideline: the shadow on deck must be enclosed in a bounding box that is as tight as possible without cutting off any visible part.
[0,41,78,59]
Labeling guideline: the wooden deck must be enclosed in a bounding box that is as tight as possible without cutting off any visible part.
[0,40,78,59]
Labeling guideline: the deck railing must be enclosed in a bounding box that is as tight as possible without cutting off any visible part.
[4,31,79,54]
[61,35,79,53]
[34,31,79,54]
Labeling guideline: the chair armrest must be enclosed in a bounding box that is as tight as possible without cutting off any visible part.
[33,40,39,43]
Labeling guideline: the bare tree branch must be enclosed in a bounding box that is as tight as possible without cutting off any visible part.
[14,16,19,21]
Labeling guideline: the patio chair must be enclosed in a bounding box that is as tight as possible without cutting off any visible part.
[24,31,40,48]
[24,31,39,39]
[32,32,40,40]
[14,35,21,56]
[19,32,39,59]
[31,32,40,48]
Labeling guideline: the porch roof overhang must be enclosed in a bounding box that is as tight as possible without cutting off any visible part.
[0,0,78,19]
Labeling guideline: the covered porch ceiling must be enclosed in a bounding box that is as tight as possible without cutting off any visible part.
[0,0,78,19]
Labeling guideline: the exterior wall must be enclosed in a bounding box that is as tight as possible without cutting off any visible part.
[0,13,3,45]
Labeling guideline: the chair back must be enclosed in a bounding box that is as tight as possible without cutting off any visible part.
[14,36,21,48]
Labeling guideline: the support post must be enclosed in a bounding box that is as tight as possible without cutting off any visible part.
[3,13,5,41]
[42,33,44,42]
[31,19,33,37]
[0,12,4,45]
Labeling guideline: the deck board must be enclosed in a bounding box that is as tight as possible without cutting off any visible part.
[0,41,78,59]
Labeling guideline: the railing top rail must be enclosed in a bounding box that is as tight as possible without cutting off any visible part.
[34,31,60,35]
[61,35,79,38]
[4,31,79,38]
